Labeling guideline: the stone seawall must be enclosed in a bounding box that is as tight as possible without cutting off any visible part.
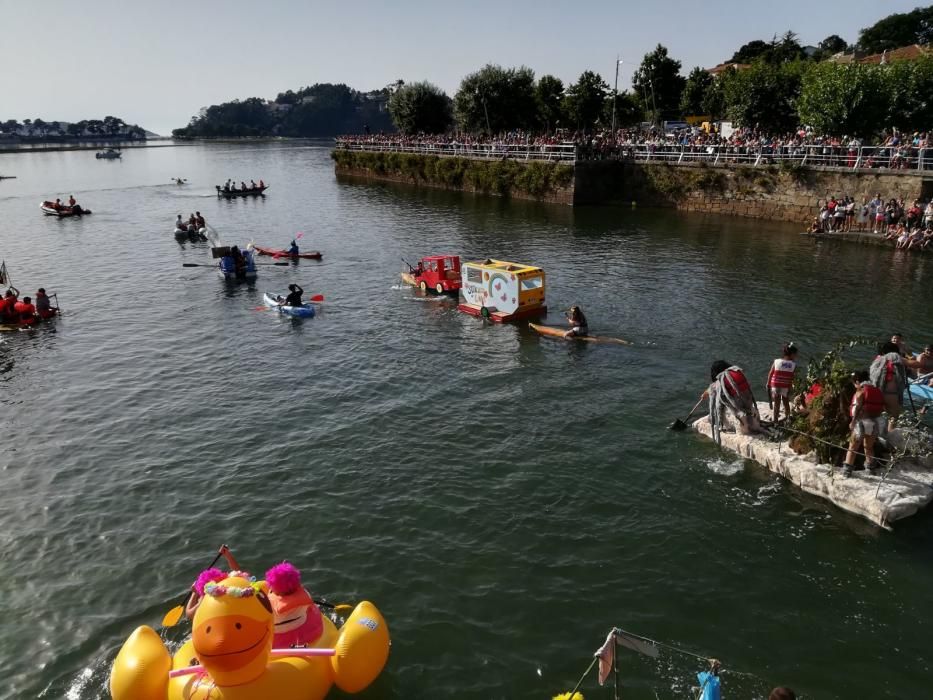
[331,149,575,205]
[333,148,932,223]
[578,161,930,223]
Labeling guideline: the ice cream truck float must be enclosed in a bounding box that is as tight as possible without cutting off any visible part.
[457,259,546,322]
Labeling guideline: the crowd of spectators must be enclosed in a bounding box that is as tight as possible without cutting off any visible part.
[808,194,933,251]
[337,127,930,169]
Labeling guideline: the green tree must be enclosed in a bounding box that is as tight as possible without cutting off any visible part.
[722,61,803,132]
[534,75,565,132]
[563,71,608,131]
[631,44,687,121]
[388,81,452,134]
[453,64,537,134]
[797,63,889,138]
[858,6,933,53]
[602,91,642,129]
[819,34,849,55]
[731,39,771,63]
[701,72,728,119]
[884,54,933,132]
[680,66,714,116]
[766,31,806,64]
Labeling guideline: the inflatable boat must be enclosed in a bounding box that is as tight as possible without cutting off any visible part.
[40,201,91,216]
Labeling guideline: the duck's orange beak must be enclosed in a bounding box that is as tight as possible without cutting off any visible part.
[193,615,269,672]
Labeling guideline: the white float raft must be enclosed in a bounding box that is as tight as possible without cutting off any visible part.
[693,402,933,529]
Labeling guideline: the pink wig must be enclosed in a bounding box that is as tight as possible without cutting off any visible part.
[194,568,227,597]
[265,561,301,595]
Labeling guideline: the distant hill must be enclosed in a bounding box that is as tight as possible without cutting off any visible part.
[173,83,395,138]
[0,116,147,141]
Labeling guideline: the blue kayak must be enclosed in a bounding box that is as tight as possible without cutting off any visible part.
[909,380,933,403]
[263,292,315,318]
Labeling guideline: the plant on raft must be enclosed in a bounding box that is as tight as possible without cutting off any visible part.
[788,338,874,463]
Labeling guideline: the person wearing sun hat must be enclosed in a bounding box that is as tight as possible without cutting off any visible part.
[265,561,324,648]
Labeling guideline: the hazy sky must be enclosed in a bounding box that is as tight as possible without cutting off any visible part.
[0,0,921,135]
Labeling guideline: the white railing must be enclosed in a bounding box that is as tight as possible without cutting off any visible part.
[336,139,933,171]
[335,139,577,162]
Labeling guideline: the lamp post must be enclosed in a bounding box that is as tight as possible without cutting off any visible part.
[611,56,624,134]
[474,88,491,135]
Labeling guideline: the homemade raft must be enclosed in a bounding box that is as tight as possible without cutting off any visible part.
[693,402,933,529]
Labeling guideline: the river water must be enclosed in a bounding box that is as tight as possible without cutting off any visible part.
[1,142,931,700]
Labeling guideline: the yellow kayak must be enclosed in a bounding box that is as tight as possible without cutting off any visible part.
[528,322,631,345]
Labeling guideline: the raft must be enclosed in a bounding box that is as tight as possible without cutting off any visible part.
[528,322,631,345]
[693,402,933,529]
[253,245,322,260]
[263,292,315,318]
[110,573,389,700]
[216,185,269,198]
[40,201,91,216]
[174,227,207,238]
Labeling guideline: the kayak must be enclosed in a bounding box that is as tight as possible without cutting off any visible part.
[254,245,322,260]
[528,322,631,345]
[263,292,315,318]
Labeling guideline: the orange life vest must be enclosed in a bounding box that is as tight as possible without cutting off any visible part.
[851,383,884,418]
[13,301,36,325]
[768,359,796,389]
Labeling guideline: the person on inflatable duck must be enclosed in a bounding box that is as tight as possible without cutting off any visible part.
[266,561,324,648]
[185,545,242,620]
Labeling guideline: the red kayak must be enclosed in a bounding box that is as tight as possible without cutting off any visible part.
[253,245,322,260]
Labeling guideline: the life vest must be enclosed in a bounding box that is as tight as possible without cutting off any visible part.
[885,359,894,383]
[13,301,36,325]
[723,368,750,397]
[852,383,884,418]
[768,359,796,389]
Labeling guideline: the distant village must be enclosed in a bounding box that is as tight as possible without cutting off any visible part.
[0,116,149,142]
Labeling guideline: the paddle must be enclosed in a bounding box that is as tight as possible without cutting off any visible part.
[182,262,289,268]
[314,598,353,615]
[161,545,229,628]
[669,395,706,431]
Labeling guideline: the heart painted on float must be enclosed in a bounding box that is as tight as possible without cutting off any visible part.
[501,294,507,301]
[494,283,501,291]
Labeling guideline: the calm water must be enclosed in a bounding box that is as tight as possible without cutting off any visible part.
[1,142,932,700]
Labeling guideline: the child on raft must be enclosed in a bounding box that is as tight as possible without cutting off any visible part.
[766,342,798,424]
[564,305,588,338]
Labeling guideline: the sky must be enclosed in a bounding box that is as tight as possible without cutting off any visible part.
[0,0,923,135]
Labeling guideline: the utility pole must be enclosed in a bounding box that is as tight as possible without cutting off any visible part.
[611,56,624,134]
[649,79,658,127]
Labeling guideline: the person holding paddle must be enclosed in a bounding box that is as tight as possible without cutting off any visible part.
[184,545,243,620]
[564,305,588,338]
[282,284,304,307]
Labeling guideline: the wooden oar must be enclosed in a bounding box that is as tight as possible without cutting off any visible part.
[161,546,229,628]
[669,396,706,431]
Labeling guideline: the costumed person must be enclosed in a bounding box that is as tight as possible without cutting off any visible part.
[185,545,243,619]
[870,341,907,427]
[288,239,299,256]
[766,342,798,424]
[265,561,324,648]
[706,360,764,444]
[842,370,885,477]
[564,305,588,338]
[283,284,303,307]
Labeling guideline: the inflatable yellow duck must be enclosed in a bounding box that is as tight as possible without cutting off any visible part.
[110,574,389,700]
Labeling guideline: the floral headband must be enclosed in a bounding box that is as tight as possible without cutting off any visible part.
[204,574,263,598]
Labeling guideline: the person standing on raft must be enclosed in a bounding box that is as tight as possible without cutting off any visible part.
[766,343,798,424]
[842,370,885,477]
[705,361,765,444]
[564,305,588,338]
[265,561,324,648]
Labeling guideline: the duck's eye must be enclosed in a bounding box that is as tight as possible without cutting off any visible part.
[206,626,212,634]
[189,658,198,666]
[235,622,242,630]
[256,591,273,614]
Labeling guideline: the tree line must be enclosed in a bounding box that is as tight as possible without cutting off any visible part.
[1,116,146,140]
[172,84,393,138]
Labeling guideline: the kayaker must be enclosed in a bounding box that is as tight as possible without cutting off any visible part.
[870,341,907,427]
[35,288,54,319]
[705,360,765,444]
[766,342,798,424]
[13,296,36,326]
[842,370,885,477]
[288,239,299,256]
[563,305,588,338]
[283,284,304,307]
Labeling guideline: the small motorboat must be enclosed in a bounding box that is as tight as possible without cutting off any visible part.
[253,244,322,260]
[95,148,121,159]
[263,291,316,318]
[40,201,91,216]
[216,184,269,198]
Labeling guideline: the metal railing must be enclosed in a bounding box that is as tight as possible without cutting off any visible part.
[335,139,577,162]
[336,139,933,171]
